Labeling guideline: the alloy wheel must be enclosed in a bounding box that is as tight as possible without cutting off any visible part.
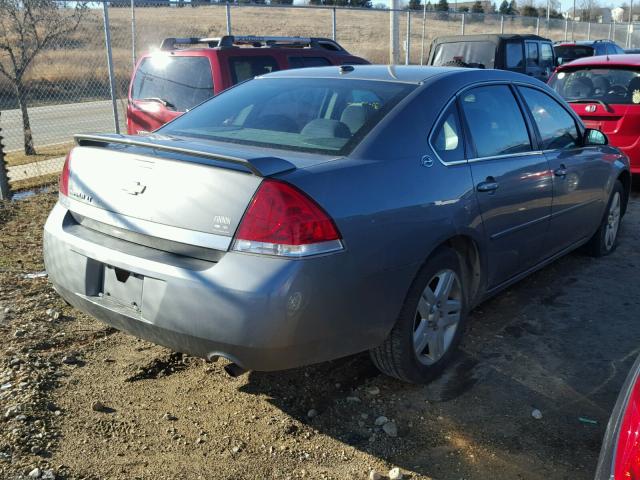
[413,269,463,366]
[605,192,621,251]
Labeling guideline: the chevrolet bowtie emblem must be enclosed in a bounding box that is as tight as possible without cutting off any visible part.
[122,181,146,195]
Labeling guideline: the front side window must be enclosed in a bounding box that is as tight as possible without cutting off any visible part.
[460,85,532,158]
[549,67,640,105]
[432,41,496,68]
[229,56,279,84]
[519,87,580,150]
[506,42,524,69]
[288,56,332,68]
[526,42,539,66]
[431,103,464,163]
[132,55,214,112]
[159,78,414,155]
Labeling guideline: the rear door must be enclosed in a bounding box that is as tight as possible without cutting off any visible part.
[525,41,545,81]
[517,86,608,253]
[459,84,553,287]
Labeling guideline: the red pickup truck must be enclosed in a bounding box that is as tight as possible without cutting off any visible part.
[127,35,369,134]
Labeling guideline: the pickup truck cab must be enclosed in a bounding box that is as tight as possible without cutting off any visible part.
[428,34,556,82]
[127,35,369,135]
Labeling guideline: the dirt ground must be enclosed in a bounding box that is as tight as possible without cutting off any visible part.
[1,185,639,480]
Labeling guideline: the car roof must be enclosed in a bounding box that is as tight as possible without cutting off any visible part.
[432,33,551,44]
[556,54,640,69]
[261,64,541,84]
[555,40,613,46]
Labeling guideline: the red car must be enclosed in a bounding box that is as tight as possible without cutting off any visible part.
[549,54,640,174]
[127,35,369,135]
[595,354,640,479]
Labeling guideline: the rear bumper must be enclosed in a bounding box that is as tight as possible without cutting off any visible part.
[44,202,403,371]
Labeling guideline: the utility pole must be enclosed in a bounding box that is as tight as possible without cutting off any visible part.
[390,0,400,64]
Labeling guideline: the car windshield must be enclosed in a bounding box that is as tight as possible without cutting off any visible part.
[132,55,214,112]
[432,41,495,68]
[549,67,640,105]
[159,77,415,155]
[554,45,594,64]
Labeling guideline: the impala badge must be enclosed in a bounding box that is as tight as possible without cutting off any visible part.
[585,104,597,113]
[122,181,146,196]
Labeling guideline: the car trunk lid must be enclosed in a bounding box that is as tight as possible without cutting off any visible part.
[569,102,640,148]
[64,134,298,247]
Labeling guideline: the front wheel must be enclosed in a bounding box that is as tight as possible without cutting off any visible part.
[370,247,468,384]
[586,180,624,257]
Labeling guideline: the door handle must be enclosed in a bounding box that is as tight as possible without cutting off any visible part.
[477,179,499,192]
[554,165,568,177]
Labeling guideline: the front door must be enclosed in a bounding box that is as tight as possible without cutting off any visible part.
[517,86,608,253]
[459,84,553,288]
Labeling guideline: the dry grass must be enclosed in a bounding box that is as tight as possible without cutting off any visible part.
[1,5,610,104]
[9,172,59,192]
[5,142,72,167]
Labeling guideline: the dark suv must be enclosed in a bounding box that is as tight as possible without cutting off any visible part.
[554,40,626,65]
[127,35,368,135]
[428,34,556,82]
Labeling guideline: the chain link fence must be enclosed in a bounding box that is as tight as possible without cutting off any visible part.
[2,0,640,191]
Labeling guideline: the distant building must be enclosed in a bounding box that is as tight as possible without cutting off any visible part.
[612,6,625,22]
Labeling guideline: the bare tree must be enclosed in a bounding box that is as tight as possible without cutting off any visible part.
[578,0,599,21]
[0,0,86,155]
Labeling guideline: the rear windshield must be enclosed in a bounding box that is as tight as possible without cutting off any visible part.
[228,56,279,84]
[159,77,415,155]
[132,55,214,112]
[554,45,594,64]
[549,67,640,105]
[432,41,495,68]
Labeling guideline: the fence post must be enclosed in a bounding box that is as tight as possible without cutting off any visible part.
[389,0,400,64]
[131,0,136,69]
[500,15,504,33]
[564,18,568,41]
[608,21,613,40]
[0,115,10,201]
[420,2,427,65]
[332,8,337,41]
[226,2,232,35]
[587,21,591,40]
[461,12,465,35]
[102,1,120,134]
[405,10,411,65]
[536,17,540,35]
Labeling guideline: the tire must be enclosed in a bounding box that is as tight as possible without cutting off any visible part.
[586,180,624,257]
[442,59,470,68]
[370,247,468,384]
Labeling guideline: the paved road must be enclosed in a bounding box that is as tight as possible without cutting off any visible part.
[2,100,126,152]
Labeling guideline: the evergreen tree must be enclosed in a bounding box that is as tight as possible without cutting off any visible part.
[498,0,509,13]
[435,0,449,11]
[471,0,484,13]
[507,0,517,14]
[409,0,422,9]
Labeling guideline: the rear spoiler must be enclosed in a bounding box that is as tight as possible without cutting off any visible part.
[74,134,296,177]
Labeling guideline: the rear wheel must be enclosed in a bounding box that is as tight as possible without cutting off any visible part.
[370,247,468,383]
[586,180,624,257]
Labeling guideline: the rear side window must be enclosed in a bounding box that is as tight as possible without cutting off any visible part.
[519,87,580,150]
[229,56,279,84]
[132,56,214,112]
[526,42,539,66]
[288,57,332,68]
[431,103,464,163]
[506,42,524,69]
[540,43,554,69]
[460,85,531,158]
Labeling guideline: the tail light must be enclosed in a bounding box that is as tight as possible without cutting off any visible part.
[59,150,72,197]
[232,179,343,257]
[614,372,640,479]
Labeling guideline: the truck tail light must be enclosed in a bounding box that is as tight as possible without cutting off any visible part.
[614,373,640,479]
[232,179,343,257]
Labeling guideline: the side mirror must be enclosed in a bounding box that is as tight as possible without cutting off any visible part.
[584,128,608,146]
